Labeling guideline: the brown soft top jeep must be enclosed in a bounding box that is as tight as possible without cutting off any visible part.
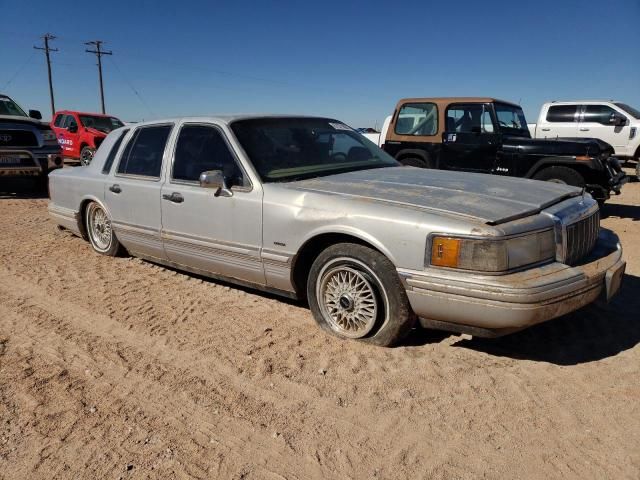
[379,97,626,203]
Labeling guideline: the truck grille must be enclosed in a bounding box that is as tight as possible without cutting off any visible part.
[565,211,600,265]
[0,130,38,147]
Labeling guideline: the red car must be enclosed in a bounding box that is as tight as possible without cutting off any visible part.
[51,110,124,165]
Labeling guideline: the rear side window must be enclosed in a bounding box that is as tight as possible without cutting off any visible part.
[582,105,619,125]
[546,105,577,123]
[394,103,438,136]
[102,129,129,174]
[117,125,172,178]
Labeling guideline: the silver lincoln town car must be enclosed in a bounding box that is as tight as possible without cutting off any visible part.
[48,115,625,346]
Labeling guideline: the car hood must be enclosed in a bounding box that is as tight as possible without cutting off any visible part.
[503,135,613,156]
[0,114,50,129]
[286,167,583,225]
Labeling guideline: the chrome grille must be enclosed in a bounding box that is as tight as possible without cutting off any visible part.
[565,210,600,265]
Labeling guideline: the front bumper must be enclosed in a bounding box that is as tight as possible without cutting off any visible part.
[399,229,624,335]
[0,148,63,176]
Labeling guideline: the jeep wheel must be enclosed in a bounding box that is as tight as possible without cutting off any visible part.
[85,202,123,256]
[307,243,415,347]
[400,156,430,168]
[532,166,585,187]
[80,146,95,166]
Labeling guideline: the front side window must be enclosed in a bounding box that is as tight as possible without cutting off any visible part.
[79,115,124,133]
[394,103,438,136]
[230,117,398,183]
[53,114,64,127]
[546,105,578,123]
[614,103,640,120]
[494,103,529,135]
[117,125,172,178]
[582,105,620,125]
[0,96,28,117]
[446,104,495,133]
[172,125,247,187]
[102,129,129,174]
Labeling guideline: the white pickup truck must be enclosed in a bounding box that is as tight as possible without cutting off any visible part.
[528,101,640,178]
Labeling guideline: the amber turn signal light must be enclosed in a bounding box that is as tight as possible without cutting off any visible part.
[430,236,461,268]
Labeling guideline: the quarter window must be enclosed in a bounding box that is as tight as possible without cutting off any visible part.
[394,103,438,136]
[117,125,172,178]
[546,105,578,123]
[172,125,246,186]
[582,105,620,125]
[102,129,129,174]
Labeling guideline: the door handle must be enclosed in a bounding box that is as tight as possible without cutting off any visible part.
[580,128,589,131]
[541,128,550,131]
[109,184,122,194]
[162,192,184,204]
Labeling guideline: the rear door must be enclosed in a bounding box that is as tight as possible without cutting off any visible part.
[441,103,500,173]
[160,122,264,285]
[578,103,630,154]
[105,123,173,260]
[537,104,579,139]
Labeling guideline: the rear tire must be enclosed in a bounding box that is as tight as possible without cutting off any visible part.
[85,202,124,256]
[532,166,585,187]
[399,156,430,168]
[307,243,416,347]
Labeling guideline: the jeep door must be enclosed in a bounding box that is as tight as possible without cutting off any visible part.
[159,122,264,285]
[105,123,173,260]
[577,104,630,155]
[441,103,500,173]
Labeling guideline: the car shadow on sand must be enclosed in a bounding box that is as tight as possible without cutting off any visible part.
[451,273,640,365]
[601,202,640,222]
[0,178,48,199]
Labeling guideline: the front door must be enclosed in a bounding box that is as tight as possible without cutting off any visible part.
[578,104,631,155]
[105,123,173,260]
[160,123,265,286]
[441,103,500,173]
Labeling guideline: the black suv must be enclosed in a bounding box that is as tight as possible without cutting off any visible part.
[381,97,627,203]
[0,94,63,185]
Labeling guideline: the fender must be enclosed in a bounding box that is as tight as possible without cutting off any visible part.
[524,156,600,178]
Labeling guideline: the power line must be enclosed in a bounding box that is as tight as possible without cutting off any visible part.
[85,40,112,114]
[1,51,36,91]
[33,33,58,116]
[107,56,156,118]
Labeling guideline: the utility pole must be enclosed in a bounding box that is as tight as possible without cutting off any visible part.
[85,40,112,114]
[34,33,58,117]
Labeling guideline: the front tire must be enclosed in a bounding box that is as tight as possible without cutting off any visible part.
[307,243,415,347]
[532,166,585,187]
[80,146,95,166]
[85,202,123,256]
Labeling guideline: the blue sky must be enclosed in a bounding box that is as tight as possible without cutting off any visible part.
[1,0,639,126]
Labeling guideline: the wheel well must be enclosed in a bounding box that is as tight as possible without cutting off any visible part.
[291,233,383,299]
[531,163,590,180]
[77,199,92,240]
[634,144,640,160]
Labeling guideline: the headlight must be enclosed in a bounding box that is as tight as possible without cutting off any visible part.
[428,230,555,272]
[41,130,58,145]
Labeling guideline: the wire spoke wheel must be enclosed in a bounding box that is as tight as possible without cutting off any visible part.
[80,148,94,166]
[87,204,112,252]
[317,262,382,338]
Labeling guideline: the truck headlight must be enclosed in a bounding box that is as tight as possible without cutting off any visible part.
[41,130,58,145]
[429,230,555,272]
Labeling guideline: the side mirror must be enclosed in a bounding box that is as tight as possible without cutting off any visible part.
[29,109,42,120]
[199,170,232,197]
[609,114,626,127]
[68,124,78,133]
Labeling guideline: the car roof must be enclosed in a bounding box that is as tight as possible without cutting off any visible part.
[397,97,521,108]
[120,114,339,127]
[55,110,120,117]
[546,100,619,104]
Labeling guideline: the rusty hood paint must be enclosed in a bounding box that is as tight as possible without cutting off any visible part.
[286,166,583,225]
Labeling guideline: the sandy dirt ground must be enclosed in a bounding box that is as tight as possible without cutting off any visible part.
[0,170,639,480]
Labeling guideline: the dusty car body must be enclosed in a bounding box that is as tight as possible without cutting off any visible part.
[48,115,625,346]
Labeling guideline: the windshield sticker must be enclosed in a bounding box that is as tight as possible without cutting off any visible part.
[329,122,353,131]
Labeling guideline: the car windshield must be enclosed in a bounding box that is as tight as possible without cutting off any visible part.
[230,117,399,183]
[494,104,529,135]
[614,103,640,120]
[0,96,28,117]
[79,115,124,133]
